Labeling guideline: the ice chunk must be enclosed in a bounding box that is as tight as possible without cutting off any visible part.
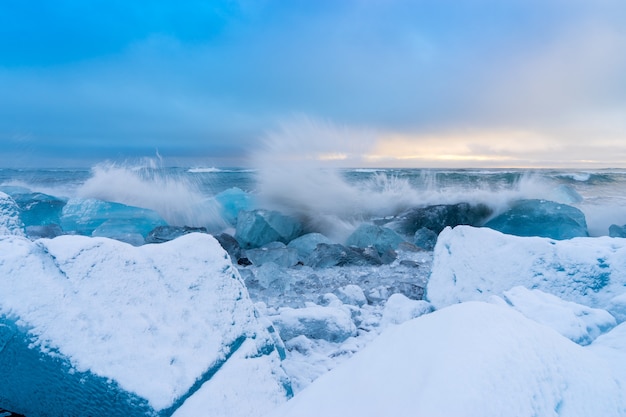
[0,234,291,417]
[287,233,333,261]
[60,198,167,239]
[609,224,626,238]
[214,187,256,226]
[428,226,626,310]
[484,199,589,239]
[236,209,303,249]
[501,286,616,345]
[381,293,433,327]
[24,224,64,239]
[0,192,24,236]
[388,202,492,235]
[271,305,357,343]
[9,191,67,228]
[246,242,299,267]
[413,227,438,250]
[345,223,405,255]
[269,302,625,417]
[145,225,208,244]
[252,262,295,291]
[334,285,367,307]
[213,232,246,263]
[304,243,383,268]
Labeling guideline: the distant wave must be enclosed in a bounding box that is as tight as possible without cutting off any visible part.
[555,172,592,182]
[187,167,256,173]
[188,167,222,173]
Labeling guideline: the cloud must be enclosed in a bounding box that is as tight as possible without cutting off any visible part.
[0,0,625,167]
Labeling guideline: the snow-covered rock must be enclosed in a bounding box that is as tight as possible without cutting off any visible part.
[0,233,291,417]
[427,226,626,310]
[269,302,626,417]
[381,293,433,327]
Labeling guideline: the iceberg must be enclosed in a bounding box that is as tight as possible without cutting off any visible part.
[484,199,589,239]
[427,226,626,310]
[0,233,291,417]
[269,302,626,417]
[235,209,303,249]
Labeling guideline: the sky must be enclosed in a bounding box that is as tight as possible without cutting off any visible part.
[1,0,625,168]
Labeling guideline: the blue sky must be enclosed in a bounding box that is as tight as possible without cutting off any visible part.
[1,0,625,168]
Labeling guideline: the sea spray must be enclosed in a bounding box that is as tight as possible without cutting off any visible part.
[76,161,227,230]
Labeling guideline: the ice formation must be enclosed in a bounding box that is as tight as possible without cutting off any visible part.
[0,233,291,417]
[427,226,626,310]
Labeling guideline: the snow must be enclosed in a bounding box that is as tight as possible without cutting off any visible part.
[499,286,616,345]
[0,233,289,415]
[0,191,24,236]
[427,226,626,310]
[269,302,626,417]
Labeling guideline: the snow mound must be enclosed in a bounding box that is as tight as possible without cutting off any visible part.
[270,302,626,417]
[0,233,290,416]
[428,226,626,310]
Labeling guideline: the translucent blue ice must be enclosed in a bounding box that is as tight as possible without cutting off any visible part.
[246,243,299,267]
[345,224,405,255]
[287,233,333,261]
[214,187,256,226]
[60,198,167,239]
[235,210,303,249]
[484,199,589,240]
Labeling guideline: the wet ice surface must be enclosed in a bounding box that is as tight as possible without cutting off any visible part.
[239,247,433,393]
